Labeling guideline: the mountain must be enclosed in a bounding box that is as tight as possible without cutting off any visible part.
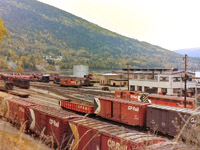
[174,48,200,57]
[0,0,200,70]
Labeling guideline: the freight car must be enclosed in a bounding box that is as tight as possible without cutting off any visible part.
[13,78,30,89]
[93,95,200,139]
[0,80,13,91]
[0,74,13,91]
[94,96,150,126]
[29,105,82,149]
[5,97,37,129]
[68,117,166,150]
[146,104,200,138]
[60,77,93,88]
[0,95,82,149]
[60,99,94,114]
[0,74,31,89]
[60,77,83,88]
[115,90,194,109]
[148,94,194,109]
[0,91,195,149]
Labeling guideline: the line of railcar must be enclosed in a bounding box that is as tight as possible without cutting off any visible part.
[1,72,94,89]
[0,92,185,150]
[0,74,30,89]
[60,93,200,139]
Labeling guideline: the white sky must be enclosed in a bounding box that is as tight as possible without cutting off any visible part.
[37,0,200,50]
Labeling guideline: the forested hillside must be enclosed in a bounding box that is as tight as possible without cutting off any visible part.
[0,0,200,71]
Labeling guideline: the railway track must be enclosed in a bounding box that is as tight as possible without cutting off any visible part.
[30,82,114,104]
[11,83,173,142]
[13,87,63,109]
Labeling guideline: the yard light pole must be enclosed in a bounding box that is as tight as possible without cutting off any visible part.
[127,63,130,91]
[183,54,187,108]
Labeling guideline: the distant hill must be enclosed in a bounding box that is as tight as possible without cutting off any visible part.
[0,0,200,70]
[174,48,200,57]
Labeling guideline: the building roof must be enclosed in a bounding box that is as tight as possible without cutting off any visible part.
[122,68,178,72]
[110,79,128,81]
[102,73,120,76]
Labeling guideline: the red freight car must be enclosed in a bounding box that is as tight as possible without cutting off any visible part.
[115,90,194,109]
[146,104,200,137]
[13,78,30,89]
[148,94,194,109]
[115,90,147,101]
[94,96,150,126]
[29,105,81,149]
[60,77,83,88]
[68,118,165,150]
[6,97,37,129]
[60,99,94,114]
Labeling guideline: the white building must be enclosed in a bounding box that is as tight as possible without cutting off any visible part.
[126,69,200,95]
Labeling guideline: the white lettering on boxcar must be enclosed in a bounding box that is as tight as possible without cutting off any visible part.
[107,139,128,150]
[49,119,59,128]
[130,95,137,99]
[128,106,139,112]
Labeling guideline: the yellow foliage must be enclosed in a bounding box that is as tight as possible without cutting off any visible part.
[15,66,24,73]
[0,131,48,150]
[0,18,8,41]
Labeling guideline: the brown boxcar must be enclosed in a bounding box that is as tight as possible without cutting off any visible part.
[29,105,82,149]
[6,97,37,129]
[68,118,165,150]
[146,104,200,137]
[60,99,94,114]
[13,78,30,89]
[94,96,150,126]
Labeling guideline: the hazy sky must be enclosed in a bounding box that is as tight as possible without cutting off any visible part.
[37,0,200,50]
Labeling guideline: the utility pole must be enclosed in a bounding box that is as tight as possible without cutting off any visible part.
[183,54,187,108]
[127,63,130,91]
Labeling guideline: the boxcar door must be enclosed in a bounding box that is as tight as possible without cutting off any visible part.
[113,102,121,121]
[160,109,168,134]
[105,101,111,118]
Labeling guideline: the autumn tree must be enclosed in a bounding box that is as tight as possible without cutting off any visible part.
[0,18,8,45]
[15,66,24,73]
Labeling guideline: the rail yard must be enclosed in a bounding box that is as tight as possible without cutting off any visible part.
[0,73,199,149]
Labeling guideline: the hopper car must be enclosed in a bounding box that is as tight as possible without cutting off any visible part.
[0,95,82,149]
[68,117,166,150]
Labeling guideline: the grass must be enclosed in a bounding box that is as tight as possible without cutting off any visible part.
[0,130,49,150]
